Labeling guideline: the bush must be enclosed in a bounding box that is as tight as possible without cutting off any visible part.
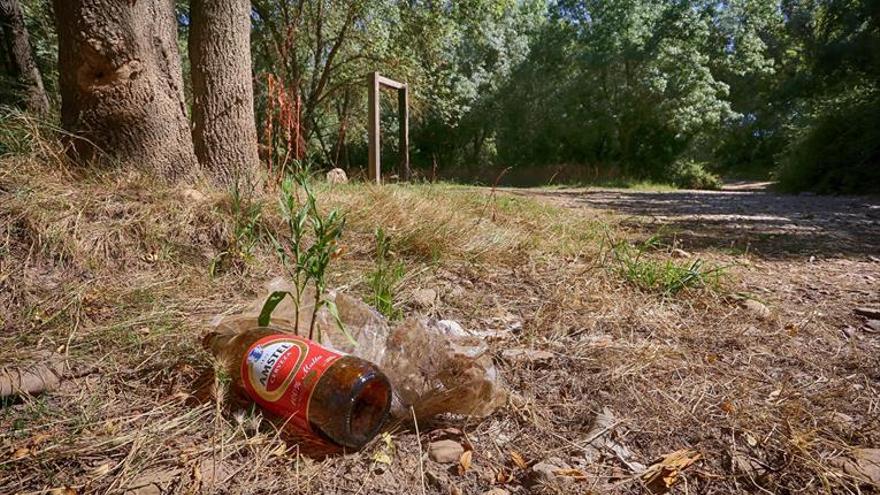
[667,160,722,190]
[776,90,880,195]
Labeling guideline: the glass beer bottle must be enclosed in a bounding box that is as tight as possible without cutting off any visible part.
[204,326,392,450]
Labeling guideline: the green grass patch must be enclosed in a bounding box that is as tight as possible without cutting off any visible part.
[367,227,406,320]
[609,237,728,294]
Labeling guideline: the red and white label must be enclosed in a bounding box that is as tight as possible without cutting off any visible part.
[241,334,342,434]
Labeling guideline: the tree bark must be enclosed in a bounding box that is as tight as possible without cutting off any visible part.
[0,0,50,115]
[53,0,197,180]
[190,0,260,188]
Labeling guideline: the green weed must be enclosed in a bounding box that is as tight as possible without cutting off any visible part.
[260,168,349,342]
[367,227,406,320]
[610,237,727,294]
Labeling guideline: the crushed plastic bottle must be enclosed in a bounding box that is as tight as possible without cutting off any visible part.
[208,278,506,433]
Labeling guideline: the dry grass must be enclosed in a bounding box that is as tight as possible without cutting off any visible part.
[1,121,878,494]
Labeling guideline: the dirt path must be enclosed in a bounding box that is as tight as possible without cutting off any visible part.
[496,183,880,492]
[511,182,880,260]
[510,182,880,335]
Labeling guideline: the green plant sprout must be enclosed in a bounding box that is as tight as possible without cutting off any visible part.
[367,227,406,320]
[259,168,351,344]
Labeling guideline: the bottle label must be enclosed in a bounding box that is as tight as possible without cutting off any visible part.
[241,334,342,434]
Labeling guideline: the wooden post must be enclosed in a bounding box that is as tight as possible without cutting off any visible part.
[367,72,409,184]
[398,84,410,181]
[367,71,380,184]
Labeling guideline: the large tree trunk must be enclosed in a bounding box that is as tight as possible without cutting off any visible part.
[53,0,197,180]
[190,0,260,188]
[0,0,50,115]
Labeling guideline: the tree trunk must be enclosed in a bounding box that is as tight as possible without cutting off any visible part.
[53,0,197,180]
[190,0,260,188]
[0,0,50,115]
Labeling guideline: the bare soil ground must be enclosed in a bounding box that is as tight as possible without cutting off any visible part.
[2,157,879,495]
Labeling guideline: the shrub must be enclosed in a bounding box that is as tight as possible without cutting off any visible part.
[667,160,722,190]
[775,90,880,195]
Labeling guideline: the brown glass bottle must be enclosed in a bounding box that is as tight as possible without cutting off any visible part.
[204,326,392,450]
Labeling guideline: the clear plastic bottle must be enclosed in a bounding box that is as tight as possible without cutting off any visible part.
[204,326,392,450]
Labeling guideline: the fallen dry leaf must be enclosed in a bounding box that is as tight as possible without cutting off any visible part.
[49,487,77,495]
[459,450,473,474]
[30,432,53,446]
[269,442,287,458]
[373,451,392,465]
[373,432,395,465]
[553,468,589,480]
[641,449,702,494]
[12,447,30,460]
[510,451,528,469]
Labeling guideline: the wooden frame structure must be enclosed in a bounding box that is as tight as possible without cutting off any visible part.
[367,72,409,184]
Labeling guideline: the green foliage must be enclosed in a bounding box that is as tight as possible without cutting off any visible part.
[261,169,348,341]
[367,227,406,320]
[487,0,740,179]
[9,0,877,193]
[668,160,722,190]
[610,237,727,294]
[776,88,880,194]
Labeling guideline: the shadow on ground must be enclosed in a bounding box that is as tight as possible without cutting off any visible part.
[512,184,880,260]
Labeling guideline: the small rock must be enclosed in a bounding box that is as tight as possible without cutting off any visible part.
[672,248,691,258]
[437,320,467,337]
[326,168,348,184]
[428,440,465,464]
[530,457,571,484]
[731,453,769,479]
[742,299,771,319]
[123,468,180,495]
[863,320,880,334]
[502,348,555,364]
[181,188,207,202]
[532,462,557,482]
[412,288,437,308]
[196,458,235,487]
[830,448,880,486]
[830,411,856,427]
